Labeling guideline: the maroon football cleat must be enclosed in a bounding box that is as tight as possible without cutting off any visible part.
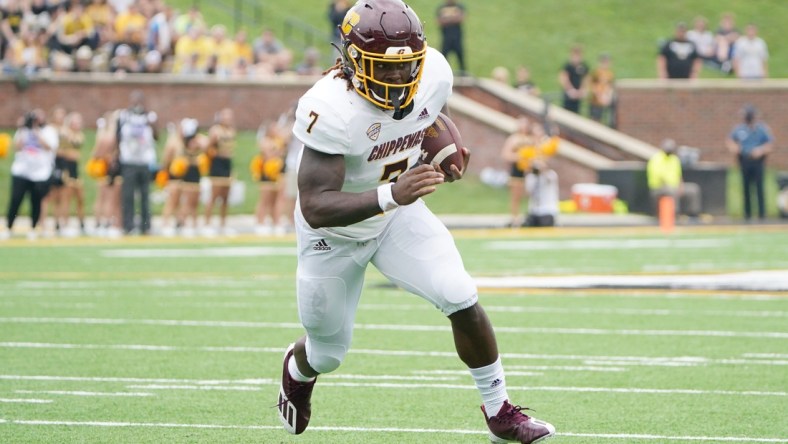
[482,401,555,443]
[277,344,316,434]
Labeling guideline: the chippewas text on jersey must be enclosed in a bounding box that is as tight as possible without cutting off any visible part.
[367,129,425,162]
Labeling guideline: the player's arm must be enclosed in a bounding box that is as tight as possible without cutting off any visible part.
[690,57,702,79]
[751,126,774,159]
[725,133,740,155]
[298,146,443,228]
[656,55,668,80]
[500,135,520,163]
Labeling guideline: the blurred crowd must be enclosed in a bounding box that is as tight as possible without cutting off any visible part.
[1,93,302,240]
[488,11,770,128]
[0,0,323,78]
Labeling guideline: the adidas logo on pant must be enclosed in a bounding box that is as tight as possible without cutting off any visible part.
[313,239,331,251]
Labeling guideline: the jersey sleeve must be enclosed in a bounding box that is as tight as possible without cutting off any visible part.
[425,46,454,101]
[292,95,351,156]
[760,124,774,143]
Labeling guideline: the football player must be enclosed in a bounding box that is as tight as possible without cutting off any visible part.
[277,1,555,443]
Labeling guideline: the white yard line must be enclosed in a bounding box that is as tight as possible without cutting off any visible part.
[419,366,626,373]
[475,270,788,292]
[3,279,266,289]
[359,303,788,318]
[0,290,269,299]
[1,343,786,369]
[744,353,788,359]
[0,398,52,404]
[100,247,296,258]
[484,239,732,250]
[126,385,261,392]
[1,317,786,339]
[1,418,786,442]
[0,375,783,397]
[0,375,275,385]
[15,390,153,397]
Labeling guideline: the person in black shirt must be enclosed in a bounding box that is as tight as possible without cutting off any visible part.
[436,0,466,74]
[558,45,589,114]
[657,22,701,79]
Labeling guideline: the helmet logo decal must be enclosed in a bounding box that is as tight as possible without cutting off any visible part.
[366,123,382,141]
[386,47,413,55]
[342,11,360,35]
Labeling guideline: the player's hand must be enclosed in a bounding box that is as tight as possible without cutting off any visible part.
[446,147,470,182]
[391,164,444,205]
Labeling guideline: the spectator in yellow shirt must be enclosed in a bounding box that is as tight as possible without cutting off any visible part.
[647,139,702,217]
[210,25,237,76]
[172,26,206,74]
[114,3,147,49]
[54,1,96,55]
[85,0,114,30]
[233,29,254,67]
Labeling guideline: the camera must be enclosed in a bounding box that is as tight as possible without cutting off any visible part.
[23,111,38,129]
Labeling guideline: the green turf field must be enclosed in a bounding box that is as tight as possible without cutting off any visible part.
[0,226,786,443]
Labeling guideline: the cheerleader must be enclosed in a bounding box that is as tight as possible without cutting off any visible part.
[500,116,533,227]
[253,120,287,236]
[204,108,236,235]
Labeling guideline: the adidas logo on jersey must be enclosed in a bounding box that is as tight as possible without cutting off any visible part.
[416,108,430,121]
[313,239,331,251]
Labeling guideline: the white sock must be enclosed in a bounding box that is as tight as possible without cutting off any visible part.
[288,355,316,382]
[469,356,508,417]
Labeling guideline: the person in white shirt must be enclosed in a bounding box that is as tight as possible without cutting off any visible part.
[4,109,59,238]
[733,24,769,79]
[524,159,559,227]
[686,16,717,66]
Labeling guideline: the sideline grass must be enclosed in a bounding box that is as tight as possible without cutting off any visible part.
[166,0,788,87]
[0,227,786,443]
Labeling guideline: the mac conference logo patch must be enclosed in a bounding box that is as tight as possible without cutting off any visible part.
[366,123,382,141]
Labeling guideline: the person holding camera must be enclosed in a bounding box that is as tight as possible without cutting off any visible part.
[523,158,559,227]
[2,109,59,240]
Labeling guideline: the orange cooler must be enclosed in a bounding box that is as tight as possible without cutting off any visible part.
[571,183,618,213]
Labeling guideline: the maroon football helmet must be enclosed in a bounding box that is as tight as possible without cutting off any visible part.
[339,0,427,112]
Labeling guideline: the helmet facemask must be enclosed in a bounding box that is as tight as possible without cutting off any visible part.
[344,42,426,113]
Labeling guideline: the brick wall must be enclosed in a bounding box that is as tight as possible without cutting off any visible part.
[0,74,312,131]
[616,79,788,170]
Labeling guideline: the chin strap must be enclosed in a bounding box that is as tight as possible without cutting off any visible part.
[332,41,354,79]
[390,88,404,120]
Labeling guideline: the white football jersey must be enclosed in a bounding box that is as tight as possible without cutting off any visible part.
[293,46,453,240]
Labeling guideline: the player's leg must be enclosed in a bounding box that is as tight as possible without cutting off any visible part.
[754,163,766,219]
[7,176,30,230]
[742,163,753,220]
[372,200,554,443]
[278,222,372,434]
[203,181,217,226]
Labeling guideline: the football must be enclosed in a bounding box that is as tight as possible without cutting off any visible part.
[420,113,465,175]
